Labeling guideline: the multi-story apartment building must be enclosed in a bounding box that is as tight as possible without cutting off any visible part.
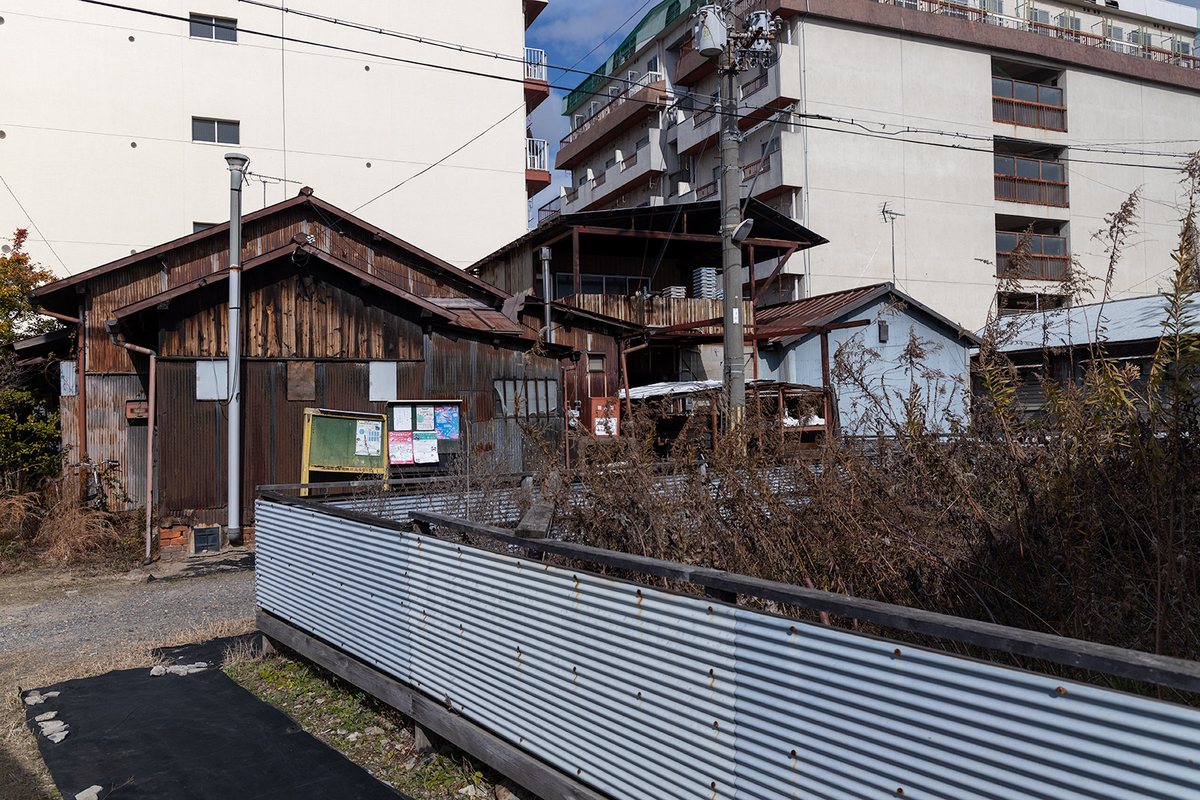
[1,0,551,273]
[542,0,1200,328]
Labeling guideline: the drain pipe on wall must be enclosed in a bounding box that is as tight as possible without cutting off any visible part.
[225,153,249,545]
[106,323,156,566]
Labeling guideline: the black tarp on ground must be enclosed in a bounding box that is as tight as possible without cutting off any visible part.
[24,637,408,800]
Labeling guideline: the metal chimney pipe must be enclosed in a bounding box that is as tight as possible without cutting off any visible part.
[540,247,553,344]
[224,153,249,544]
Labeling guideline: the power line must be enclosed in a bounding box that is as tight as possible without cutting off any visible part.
[352,105,526,214]
[0,174,71,275]
[230,0,1200,158]
[68,0,1200,173]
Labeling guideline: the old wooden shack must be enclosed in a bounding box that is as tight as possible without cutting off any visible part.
[31,189,566,528]
[470,199,828,412]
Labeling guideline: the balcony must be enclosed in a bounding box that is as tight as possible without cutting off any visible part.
[538,195,561,226]
[994,155,1067,207]
[679,102,720,156]
[996,231,1069,281]
[675,34,716,86]
[524,48,550,112]
[993,77,1066,132]
[560,129,667,213]
[526,138,551,195]
[737,45,801,127]
[739,151,800,201]
[556,72,668,171]
[695,180,718,201]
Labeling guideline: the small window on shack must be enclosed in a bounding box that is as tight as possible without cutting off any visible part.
[369,361,398,402]
[587,353,606,373]
[495,379,559,419]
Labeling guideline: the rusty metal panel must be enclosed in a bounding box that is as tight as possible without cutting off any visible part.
[257,499,1200,800]
[156,361,225,516]
[755,284,884,329]
[78,374,148,511]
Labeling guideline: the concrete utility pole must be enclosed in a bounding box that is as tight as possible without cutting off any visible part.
[719,37,745,428]
[696,3,781,429]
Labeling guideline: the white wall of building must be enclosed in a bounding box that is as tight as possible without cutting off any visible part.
[0,0,531,275]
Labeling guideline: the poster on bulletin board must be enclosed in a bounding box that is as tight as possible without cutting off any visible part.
[415,406,436,432]
[412,432,439,463]
[388,431,414,465]
[392,405,413,432]
[434,406,460,440]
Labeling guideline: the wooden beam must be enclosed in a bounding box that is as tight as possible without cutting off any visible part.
[258,612,609,800]
[571,227,581,296]
[753,245,798,305]
[820,331,831,391]
[574,225,807,250]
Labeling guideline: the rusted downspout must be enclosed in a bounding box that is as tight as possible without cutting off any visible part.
[107,324,156,566]
[35,306,87,460]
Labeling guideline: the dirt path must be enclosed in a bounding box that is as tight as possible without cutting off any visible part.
[0,552,257,800]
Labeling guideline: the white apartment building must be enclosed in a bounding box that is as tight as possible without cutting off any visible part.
[544,0,1200,328]
[0,0,552,274]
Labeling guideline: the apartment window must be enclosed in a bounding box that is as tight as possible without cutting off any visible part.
[553,273,649,299]
[192,117,240,145]
[606,156,618,170]
[636,134,650,151]
[190,13,237,42]
[647,56,660,74]
[761,137,781,157]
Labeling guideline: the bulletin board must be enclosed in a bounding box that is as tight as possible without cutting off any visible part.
[386,400,462,468]
[300,408,389,491]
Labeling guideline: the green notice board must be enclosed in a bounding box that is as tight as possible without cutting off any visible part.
[301,408,388,491]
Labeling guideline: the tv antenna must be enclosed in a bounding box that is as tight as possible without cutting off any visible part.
[881,202,905,286]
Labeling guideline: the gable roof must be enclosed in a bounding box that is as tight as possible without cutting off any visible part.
[109,240,530,341]
[756,283,981,347]
[982,292,1200,353]
[32,188,507,306]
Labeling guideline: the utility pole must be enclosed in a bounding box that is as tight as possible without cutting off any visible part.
[697,4,780,430]
[718,26,745,428]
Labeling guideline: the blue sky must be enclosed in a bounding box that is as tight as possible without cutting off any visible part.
[526,0,654,217]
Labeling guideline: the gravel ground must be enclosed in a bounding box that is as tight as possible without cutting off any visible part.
[0,554,255,688]
[0,552,258,800]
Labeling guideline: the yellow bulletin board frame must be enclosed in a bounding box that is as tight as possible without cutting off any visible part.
[300,408,388,495]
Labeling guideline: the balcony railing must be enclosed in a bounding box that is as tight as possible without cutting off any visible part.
[538,196,561,225]
[995,174,1068,207]
[871,0,1200,72]
[561,71,664,146]
[621,151,639,171]
[526,138,548,172]
[694,104,717,128]
[996,252,1070,281]
[740,72,770,100]
[565,187,579,204]
[742,154,772,181]
[525,48,547,82]
[593,171,607,188]
[993,96,1068,132]
[696,180,718,200]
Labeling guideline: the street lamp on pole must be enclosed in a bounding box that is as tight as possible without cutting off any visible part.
[695,3,781,430]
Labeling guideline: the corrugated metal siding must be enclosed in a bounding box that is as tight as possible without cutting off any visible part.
[157,361,226,515]
[257,500,1200,800]
[561,294,748,333]
[76,374,148,511]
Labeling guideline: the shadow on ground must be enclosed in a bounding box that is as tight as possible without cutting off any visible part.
[149,550,254,583]
[0,738,55,800]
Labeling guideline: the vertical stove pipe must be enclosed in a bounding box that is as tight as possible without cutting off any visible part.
[225,153,249,544]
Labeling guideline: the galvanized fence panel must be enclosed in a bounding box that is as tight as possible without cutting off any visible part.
[255,499,1200,800]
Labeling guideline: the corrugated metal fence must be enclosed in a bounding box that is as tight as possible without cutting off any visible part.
[255,498,1200,800]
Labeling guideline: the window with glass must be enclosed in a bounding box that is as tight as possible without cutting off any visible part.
[996,231,1067,256]
[994,156,1065,183]
[190,13,237,41]
[992,77,1063,107]
[192,117,239,144]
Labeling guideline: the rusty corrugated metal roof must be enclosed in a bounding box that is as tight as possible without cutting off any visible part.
[755,284,890,330]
